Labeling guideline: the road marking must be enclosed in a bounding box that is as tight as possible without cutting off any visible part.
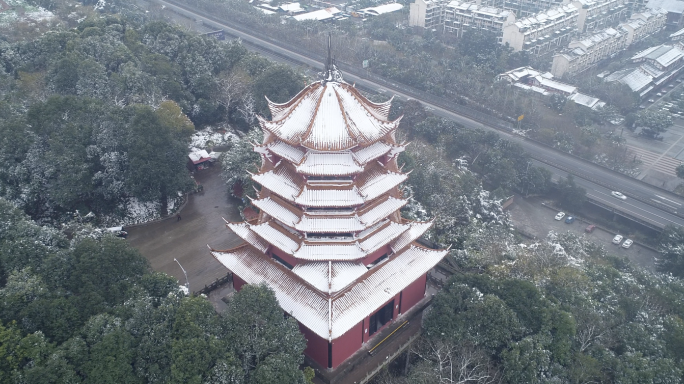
[651,198,678,210]
[655,194,682,206]
[589,193,681,226]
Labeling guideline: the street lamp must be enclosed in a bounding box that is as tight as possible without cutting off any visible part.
[174,258,190,294]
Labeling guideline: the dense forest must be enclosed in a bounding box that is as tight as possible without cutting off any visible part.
[0,15,303,224]
[2,2,684,384]
[0,199,310,383]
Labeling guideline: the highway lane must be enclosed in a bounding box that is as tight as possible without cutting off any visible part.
[157,0,684,228]
[536,160,684,228]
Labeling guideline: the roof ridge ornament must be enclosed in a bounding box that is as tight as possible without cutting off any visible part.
[321,33,344,83]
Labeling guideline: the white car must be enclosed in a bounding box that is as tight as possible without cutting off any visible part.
[555,212,566,221]
[611,191,627,200]
[612,234,624,245]
[622,239,633,249]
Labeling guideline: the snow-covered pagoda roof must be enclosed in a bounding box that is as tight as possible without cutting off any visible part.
[258,80,401,151]
[224,217,432,262]
[212,243,447,340]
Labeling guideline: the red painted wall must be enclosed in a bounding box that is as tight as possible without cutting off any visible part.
[331,321,363,369]
[270,247,299,267]
[361,246,389,265]
[233,274,247,291]
[299,323,329,368]
[362,293,400,344]
[400,273,427,315]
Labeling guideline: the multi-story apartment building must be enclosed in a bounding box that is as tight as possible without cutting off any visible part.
[621,9,667,44]
[552,27,627,76]
[409,0,445,28]
[645,0,684,28]
[573,0,630,32]
[443,1,515,38]
[501,4,580,54]
[551,9,665,77]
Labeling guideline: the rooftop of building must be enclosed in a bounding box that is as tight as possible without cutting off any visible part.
[292,7,341,21]
[359,3,404,16]
[645,0,684,13]
[445,0,512,17]
[632,44,684,67]
[513,4,579,29]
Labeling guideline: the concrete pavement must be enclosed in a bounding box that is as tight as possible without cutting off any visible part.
[127,165,241,293]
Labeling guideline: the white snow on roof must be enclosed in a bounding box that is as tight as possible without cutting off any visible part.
[292,7,340,21]
[292,261,368,293]
[359,3,403,15]
[213,243,447,340]
[390,221,433,253]
[280,2,304,12]
[358,221,409,253]
[267,141,305,163]
[251,197,300,227]
[671,27,684,38]
[535,76,577,94]
[188,149,210,163]
[646,0,684,13]
[295,186,365,207]
[260,81,398,151]
[330,245,447,338]
[294,243,366,261]
[569,93,601,108]
[358,196,407,226]
[226,222,270,252]
[252,167,302,200]
[296,152,363,176]
[608,68,653,92]
[353,141,393,164]
[358,171,408,200]
[213,245,330,338]
[297,216,366,232]
[251,222,301,254]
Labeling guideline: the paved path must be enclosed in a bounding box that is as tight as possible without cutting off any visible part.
[127,165,241,293]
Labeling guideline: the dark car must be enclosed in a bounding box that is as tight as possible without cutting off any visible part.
[585,224,596,233]
[565,216,575,224]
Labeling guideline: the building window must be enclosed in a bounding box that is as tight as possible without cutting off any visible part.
[272,254,294,270]
[369,299,394,336]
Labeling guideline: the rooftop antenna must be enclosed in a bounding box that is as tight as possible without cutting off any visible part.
[326,32,333,80]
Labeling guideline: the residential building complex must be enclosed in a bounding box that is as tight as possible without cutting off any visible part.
[604,43,684,97]
[573,0,630,32]
[552,27,627,76]
[443,1,515,37]
[645,0,684,28]
[551,9,666,77]
[501,4,580,54]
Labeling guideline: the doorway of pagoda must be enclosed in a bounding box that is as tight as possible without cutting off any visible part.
[369,299,394,336]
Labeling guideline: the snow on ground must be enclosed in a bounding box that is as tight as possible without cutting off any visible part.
[0,0,54,27]
[190,128,238,150]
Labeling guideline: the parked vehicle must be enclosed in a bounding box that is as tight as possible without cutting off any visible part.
[555,212,565,221]
[106,227,128,238]
[622,239,633,249]
[585,224,596,233]
[565,216,575,224]
[612,234,623,245]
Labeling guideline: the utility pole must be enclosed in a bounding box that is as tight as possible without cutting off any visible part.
[174,258,190,294]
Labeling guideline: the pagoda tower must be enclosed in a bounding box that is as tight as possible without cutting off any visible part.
[210,44,448,370]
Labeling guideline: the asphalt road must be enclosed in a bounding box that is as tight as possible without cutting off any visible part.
[154,0,684,229]
[537,159,683,229]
